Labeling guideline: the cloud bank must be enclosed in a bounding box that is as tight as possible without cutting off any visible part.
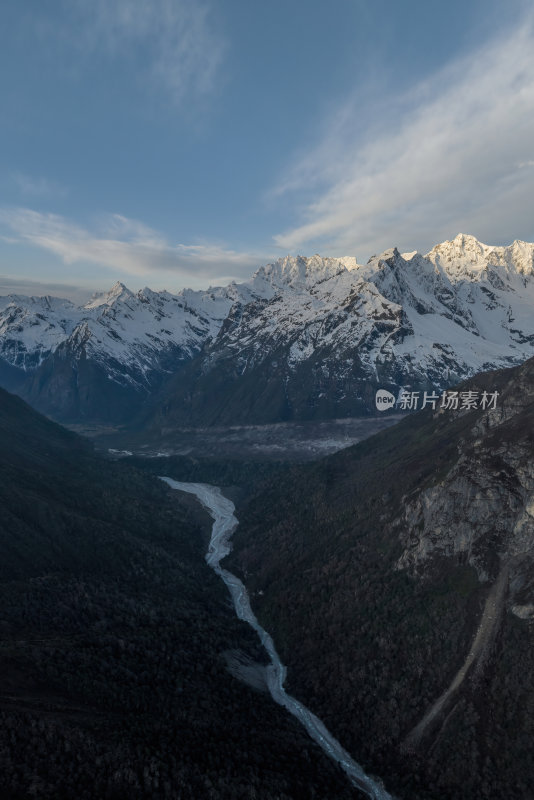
[0,208,264,284]
[0,274,92,304]
[272,16,534,259]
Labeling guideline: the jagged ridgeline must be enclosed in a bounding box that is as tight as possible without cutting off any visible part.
[0,388,363,799]
[228,357,534,800]
[1,234,534,426]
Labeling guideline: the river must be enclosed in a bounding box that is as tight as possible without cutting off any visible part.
[160,477,391,800]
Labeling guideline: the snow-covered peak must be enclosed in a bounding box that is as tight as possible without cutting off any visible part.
[0,294,82,370]
[356,248,435,313]
[136,286,181,308]
[253,254,359,292]
[358,248,411,282]
[178,284,248,323]
[487,239,534,277]
[426,234,495,280]
[84,281,135,309]
[138,286,160,302]
[0,293,75,313]
[425,234,534,284]
[365,248,400,268]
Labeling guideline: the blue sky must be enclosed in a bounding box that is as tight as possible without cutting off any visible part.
[1,0,533,300]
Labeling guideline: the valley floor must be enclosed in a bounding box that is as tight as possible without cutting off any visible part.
[93,415,404,462]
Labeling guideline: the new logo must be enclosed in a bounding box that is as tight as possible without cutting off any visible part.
[375,389,395,411]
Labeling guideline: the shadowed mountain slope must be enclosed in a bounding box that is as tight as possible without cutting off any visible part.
[229,357,534,799]
[0,388,360,799]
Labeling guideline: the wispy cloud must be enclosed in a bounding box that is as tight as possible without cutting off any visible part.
[67,0,226,107]
[0,208,265,283]
[272,16,534,259]
[13,172,68,198]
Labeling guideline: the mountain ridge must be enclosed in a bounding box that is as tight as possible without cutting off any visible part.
[2,233,534,425]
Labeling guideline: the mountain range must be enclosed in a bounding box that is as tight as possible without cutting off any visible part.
[2,234,534,426]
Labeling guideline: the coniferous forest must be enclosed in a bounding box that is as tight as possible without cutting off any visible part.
[0,388,361,799]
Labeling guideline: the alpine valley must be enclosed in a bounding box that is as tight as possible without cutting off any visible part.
[2,234,534,428]
[3,232,534,800]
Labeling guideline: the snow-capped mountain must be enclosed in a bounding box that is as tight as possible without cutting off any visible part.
[0,280,255,421]
[0,282,231,380]
[0,294,79,372]
[2,234,534,425]
[153,234,534,427]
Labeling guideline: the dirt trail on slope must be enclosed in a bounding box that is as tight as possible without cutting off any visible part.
[403,563,509,752]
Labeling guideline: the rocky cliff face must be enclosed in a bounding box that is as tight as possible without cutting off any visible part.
[228,356,534,799]
[396,359,534,611]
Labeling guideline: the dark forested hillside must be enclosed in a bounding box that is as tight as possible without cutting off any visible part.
[229,359,534,800]
[0,388,360,799]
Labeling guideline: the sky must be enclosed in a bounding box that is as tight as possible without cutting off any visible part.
[1,0,533,301]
